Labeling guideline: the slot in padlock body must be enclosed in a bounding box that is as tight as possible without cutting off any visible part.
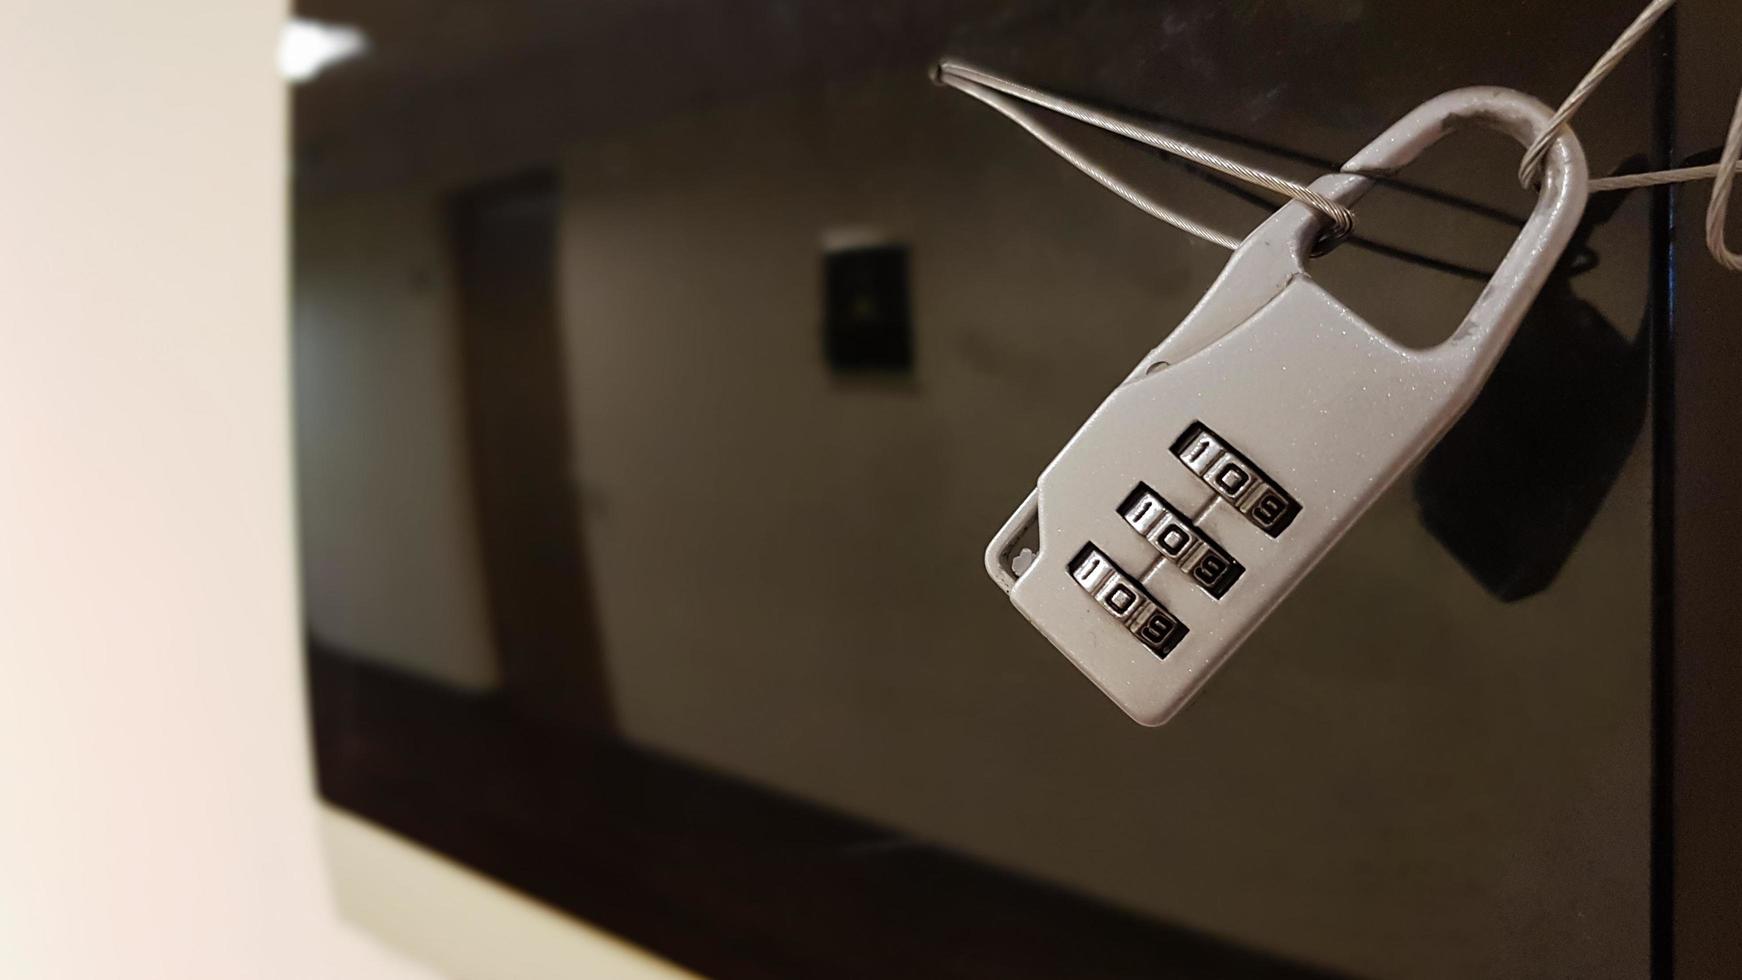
[986,88,1589,726]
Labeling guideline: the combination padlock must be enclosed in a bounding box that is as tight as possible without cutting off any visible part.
[985,88,1589,725]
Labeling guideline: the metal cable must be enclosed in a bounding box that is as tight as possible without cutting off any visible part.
[1705,87,1742,271]
[935,59,1355,248]
[1517,0,1675,188]
[1590,160,1742,191]
[942,2,1742,272]
[939,75,1242,250]
[1520,0,1742,271]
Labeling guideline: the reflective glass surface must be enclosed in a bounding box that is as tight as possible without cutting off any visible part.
[294,3,1667,976]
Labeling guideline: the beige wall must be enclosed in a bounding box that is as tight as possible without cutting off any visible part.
[322,810,695,980]
[294,192,498,690]
[0,2,432,977]
[557,72,1652,978]
[0,3,687,975]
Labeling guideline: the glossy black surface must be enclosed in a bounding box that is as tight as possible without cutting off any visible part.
[294,3,1676,976]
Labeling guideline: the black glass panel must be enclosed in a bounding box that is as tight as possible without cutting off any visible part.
[293,3,1670,976]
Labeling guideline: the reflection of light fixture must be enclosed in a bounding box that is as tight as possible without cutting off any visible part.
[278,18,369,84]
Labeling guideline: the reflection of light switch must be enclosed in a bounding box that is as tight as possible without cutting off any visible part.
[823,237,912,374]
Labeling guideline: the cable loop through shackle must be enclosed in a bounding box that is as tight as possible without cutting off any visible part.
[1521,0,1742,271]
[1517,0,1675,189]
[933,60,1355,252]
[940,0,1742,270]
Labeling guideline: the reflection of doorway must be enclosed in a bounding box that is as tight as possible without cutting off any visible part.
[449,172,614,730]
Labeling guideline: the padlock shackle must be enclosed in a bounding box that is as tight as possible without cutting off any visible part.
[1130,87,1585,384]
[1312,87,1589,375]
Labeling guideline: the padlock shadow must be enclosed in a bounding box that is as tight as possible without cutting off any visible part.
[1412,180,1654,602]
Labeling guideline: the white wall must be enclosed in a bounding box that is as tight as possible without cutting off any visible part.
[1,3,448,977]
[294,192,499,690]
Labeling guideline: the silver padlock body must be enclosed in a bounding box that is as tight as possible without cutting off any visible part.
[1009,281,1477,725]
[986,87,1588,725]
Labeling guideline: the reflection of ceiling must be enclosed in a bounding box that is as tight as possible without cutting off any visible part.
[292,0,1020,197]
[292,0,1651,202]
